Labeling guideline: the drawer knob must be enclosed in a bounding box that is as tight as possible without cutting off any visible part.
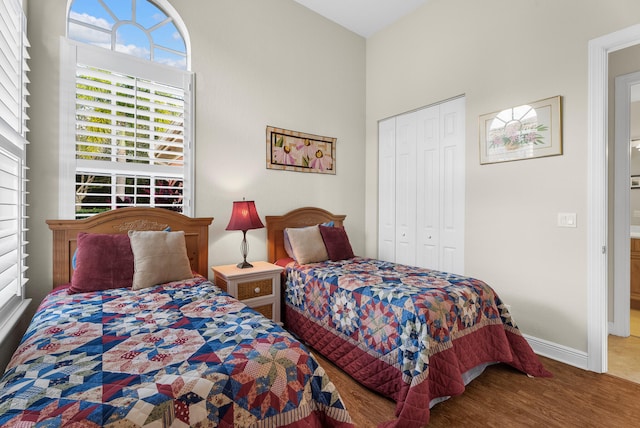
[254,287,260,294]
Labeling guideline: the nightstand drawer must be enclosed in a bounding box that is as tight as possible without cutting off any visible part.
[213,273,228,292]
[237,278,273,300]
[252,303,273,320]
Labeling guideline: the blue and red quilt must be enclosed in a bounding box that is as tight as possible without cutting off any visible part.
[283,257,552,428]
[0,276,353,427]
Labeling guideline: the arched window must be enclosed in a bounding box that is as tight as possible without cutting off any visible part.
[68,0,188,70]
[61,0,194,218]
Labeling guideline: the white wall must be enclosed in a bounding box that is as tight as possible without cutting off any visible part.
[365,0,640,352]
[24,0,365,324]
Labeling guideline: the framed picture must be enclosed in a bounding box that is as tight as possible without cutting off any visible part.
[479,96,562,165]
[631,175,640,189]
[266,126,336,174]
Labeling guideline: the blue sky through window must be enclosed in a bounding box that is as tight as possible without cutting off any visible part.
[68,0,186,69]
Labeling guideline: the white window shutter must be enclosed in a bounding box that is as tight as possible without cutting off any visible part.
[60,40,194,218]
[0,0,30,340]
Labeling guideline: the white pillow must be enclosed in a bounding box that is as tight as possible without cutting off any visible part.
[285,225,328,264]
[128,230,193,290]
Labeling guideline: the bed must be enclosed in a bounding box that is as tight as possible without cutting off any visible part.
[265,207,552,428]
[0,208,353,427]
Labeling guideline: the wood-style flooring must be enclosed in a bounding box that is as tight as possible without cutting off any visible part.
[607,308,640,384]
[314,351,640,427]
[631,308,640,337]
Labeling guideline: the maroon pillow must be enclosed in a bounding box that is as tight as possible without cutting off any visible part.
[69,233,134,294]
[319,225,355,261]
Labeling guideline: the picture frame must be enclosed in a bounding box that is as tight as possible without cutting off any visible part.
[631,175,640,189]
[479,95,562,165]
[266,126,336,174]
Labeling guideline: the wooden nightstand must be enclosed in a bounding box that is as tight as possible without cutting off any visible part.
[211,261,284,323]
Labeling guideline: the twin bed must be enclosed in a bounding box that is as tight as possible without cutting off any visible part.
[0,208,353,427]
[265,207,551,427]
[0,206,550,428]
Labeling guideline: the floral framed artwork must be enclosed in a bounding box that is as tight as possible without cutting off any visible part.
[266,126,336,174]
[479,95,562,164]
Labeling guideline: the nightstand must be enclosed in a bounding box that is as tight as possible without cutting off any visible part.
[211,261,284,323]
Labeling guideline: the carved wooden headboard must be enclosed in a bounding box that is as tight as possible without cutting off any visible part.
[264,207,346,263]
[46,208,213,288]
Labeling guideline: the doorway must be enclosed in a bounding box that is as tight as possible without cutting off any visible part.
[587,24,640,374]
[611,72,640,339]
[606,70,640,385]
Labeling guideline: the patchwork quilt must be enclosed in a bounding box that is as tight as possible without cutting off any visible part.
[284,257,552,428]
[0,276,353,427]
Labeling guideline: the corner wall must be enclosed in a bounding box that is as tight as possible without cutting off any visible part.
[365,0,640,353]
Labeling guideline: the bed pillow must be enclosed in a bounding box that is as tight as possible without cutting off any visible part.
[69,233,134,294]
[285,225,329,264]
[319,225,355,261]
[71,226,171,270]
[128,230,193,290]
[283,221,334,259]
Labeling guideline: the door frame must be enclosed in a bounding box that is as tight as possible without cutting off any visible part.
[588,24,640,373]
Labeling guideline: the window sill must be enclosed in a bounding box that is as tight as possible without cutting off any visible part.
[0,299,31,346]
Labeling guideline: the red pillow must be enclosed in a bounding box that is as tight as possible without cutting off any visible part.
[69,233,134,294]
[319,225,355,261]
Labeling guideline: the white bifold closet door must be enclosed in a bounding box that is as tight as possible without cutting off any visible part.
[378,96,465,275]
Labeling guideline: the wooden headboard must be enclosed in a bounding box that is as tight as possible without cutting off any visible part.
[264,207,346,263]
[46,208,213,288]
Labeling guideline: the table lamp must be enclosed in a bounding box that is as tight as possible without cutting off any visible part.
[225,199,264,268]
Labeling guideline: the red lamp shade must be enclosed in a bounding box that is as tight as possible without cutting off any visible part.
[225,200,264,231]
[226,200,264,268]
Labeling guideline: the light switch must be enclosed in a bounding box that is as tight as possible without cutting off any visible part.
[634,210,640,218]
[558,212,577,228]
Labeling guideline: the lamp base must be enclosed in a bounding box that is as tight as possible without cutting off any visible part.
[236,260,254,269]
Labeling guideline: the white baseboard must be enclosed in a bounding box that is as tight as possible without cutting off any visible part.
[523,333,588,370]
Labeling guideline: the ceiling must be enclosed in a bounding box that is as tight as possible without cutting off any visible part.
[293,0,428,38]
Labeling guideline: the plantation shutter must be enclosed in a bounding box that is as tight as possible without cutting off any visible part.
[0,150,26,308]
[60,40,194,219]
[0,0,30,340]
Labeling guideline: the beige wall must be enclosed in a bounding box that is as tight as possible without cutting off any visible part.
[365,0,640,352]
[24,0,365,324]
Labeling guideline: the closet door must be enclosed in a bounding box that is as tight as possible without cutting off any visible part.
[378,117,396,262]
[438,97,465,274]
[395,111,418,266]
[377,96,465,274]
[416,105,440,269]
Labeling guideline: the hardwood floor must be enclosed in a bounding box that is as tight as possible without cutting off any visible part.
[608,334,640,384]
[607,308,640,384]
[631,308,640,337]
[314,352,640,427]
